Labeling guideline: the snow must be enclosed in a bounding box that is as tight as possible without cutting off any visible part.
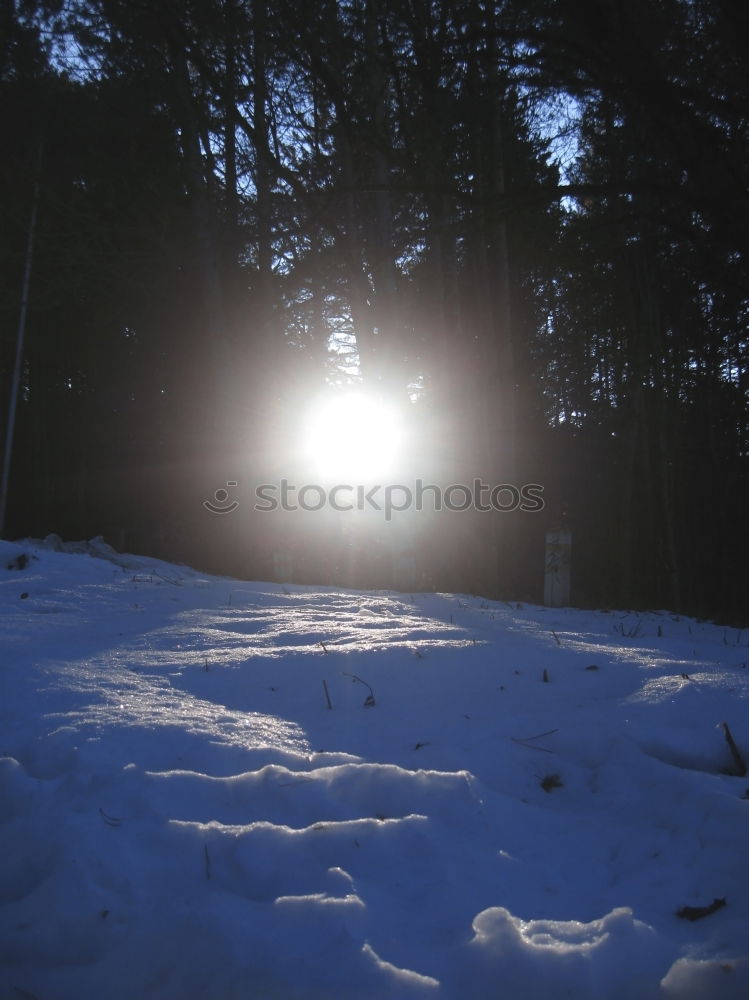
[1,535,748,999]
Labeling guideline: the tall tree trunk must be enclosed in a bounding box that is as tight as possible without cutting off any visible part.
[252,0,274,370]
[167,37,233,447]
[466,0,517,593]
[337,123,378,381]
[223,0,240,282]
[363,0,401,391]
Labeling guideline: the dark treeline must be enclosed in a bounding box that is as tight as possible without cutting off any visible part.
[1,0,747,620]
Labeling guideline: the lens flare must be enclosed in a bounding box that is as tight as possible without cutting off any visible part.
[302,390,403,481]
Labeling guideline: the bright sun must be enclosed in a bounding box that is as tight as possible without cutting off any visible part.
[302,390,403,481]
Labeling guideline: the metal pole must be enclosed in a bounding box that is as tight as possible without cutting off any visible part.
[0,137,43,538]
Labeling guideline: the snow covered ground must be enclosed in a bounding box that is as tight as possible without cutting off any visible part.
[1,536,748,999]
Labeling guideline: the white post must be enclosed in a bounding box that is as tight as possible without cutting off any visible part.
[544,527,571,607]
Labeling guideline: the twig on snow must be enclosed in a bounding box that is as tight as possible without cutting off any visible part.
[721,722,747,777]
[676,898,726,921]
[343,672,376,706]
[511,729,559,753]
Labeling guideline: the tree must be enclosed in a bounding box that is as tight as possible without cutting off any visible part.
[2,0,745,618]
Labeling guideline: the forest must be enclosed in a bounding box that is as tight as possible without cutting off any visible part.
[1,0,747,620]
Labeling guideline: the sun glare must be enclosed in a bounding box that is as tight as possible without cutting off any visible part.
[302,390,403,481]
